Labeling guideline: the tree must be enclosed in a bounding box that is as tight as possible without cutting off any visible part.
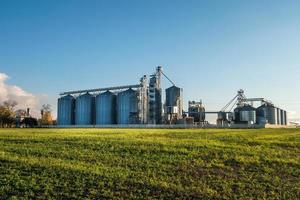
[15,109,27,118]
[15,109,27,127]
[0,100,17,127]
[40,104,53,125]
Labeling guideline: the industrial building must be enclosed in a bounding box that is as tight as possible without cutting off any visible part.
[57,68,288,127]
[188,101,206,123]
[214,89,287,126]
[58,67,182,126]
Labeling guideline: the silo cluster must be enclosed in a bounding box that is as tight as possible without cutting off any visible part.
[57,67,288,127]
[233,103,287,125]
[58,88,144,125]
[256,103,287,125]
[57,67,185,126]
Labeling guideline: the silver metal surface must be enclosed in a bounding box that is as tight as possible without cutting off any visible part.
[234,105,256,123]
[283,110,287,125]
[117,88,139,124]
[277,108,281,125]
[280,109,284,125]
[165,86,183,116]
[75,93,95,125]
[95,91,117,125]
[57,95,75,125]
[256,104,277,125]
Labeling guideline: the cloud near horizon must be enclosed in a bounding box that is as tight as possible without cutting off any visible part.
[0,72,40,116]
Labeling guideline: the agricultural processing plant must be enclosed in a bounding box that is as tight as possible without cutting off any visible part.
[1,0,300,199]
[57,67,289,129]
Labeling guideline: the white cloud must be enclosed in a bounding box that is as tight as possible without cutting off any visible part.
[0,72,40,117]
[287,111,300,121]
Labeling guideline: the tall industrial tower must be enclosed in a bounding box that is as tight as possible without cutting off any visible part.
[148,66,163,124]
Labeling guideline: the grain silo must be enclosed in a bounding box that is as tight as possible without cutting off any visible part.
[256,105,267,125]
[277,108,281,125]
[75,93,95,125]
[256,103,279,125]
[95,91,117,124]
[117,88,139,124]
[165,86,183,123]
[280,109,284,125]
[283,110,287,125]
[57,95,75,125]
[234,104,256,124]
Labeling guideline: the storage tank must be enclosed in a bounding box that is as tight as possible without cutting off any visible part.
[283,110,287,125]
[165,86,183,117]
[57,95,75,125]
[234,107,240,122]
[267,106,277,125]
[280,109,284,125]
[256,105,267,125]
[279,109,287,125]
[95,91,117,125]
[256,104,277,125]
[234,105,256,124]
[75,93,95,125]
[117,88,139,124]
[277,108,281,125]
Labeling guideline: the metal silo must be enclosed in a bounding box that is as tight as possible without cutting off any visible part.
[95,91,117,125]
[165,86,183,124]
[283,110,287,125]
[75,93,95,125]
[165,86,183,116]
[57,95,75,125]
[117,88,139,124]
[280,109,284,125]
[234,105,256,124]
[267,105,277,125]
[256,104,267,125]
[234,107,240,122]
[277,108,281,125]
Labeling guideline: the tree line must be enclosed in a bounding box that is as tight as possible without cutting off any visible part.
[0,100,54,128]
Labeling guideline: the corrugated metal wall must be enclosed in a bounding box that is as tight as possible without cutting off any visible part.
[165,86,183,116]
[95,91,116,124]
[75,93,95,125]
[117,89,138,124]
[57,95,75,125]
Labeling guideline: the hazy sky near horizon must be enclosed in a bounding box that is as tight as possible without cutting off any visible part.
[0,0,300,120]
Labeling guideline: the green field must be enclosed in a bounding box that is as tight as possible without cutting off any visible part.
[0,128,299,199]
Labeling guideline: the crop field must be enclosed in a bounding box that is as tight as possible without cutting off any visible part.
[0,128,299,199]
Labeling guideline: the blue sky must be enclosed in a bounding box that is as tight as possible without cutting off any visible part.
[0,0,299,120]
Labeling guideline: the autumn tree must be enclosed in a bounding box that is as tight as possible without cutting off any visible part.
[40,104,53,125]
[0,100,17,127]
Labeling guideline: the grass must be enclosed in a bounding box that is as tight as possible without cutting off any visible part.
[0,128,299,199]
